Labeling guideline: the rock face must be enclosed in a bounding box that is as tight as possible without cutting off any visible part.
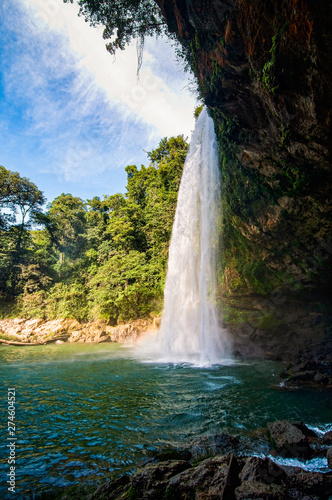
[131,459,191,498]
[280,357,332,387]
[156,0,331,294]
[155,0,332,361]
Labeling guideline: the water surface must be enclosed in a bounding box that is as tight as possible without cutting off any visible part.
[0,343,331,497]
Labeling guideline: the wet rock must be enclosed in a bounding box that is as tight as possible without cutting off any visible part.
[240,456,286,485]
[235,480,286,500]
[291,422,318,439]
[322,431,332,445]
[146,448,192,464]
[88,474,130,500]
[288,371,316,382]
[130,460,191,498]
[280,355,332,387]
[267,420,312,458]
[285,470,332,497]
[327,447,332,468]
[166,454,233,499]
[313,373,329,384]
[214,432,239,453]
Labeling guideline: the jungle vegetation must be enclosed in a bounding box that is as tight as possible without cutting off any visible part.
[0,136,188,322]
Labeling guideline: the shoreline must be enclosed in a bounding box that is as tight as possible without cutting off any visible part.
[21,420,332,499]
[0,317,158,346]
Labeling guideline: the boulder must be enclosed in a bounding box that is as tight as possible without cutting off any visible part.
[313,372,329,384]
[327,447,332,469]
[240,456,286,485]
[235,480,286,500]
[291,422,318,439]
[166,455,233,499]
[322,431,332,445]
[214,432,239,453]
[267,420,312,458]
[130,460,191,498]
[96,335,112,343]
[285,470,332,496]
[146,448,192,464]
[89,475,130,500]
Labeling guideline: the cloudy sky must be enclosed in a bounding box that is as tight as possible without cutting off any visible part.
[0,0,198,203]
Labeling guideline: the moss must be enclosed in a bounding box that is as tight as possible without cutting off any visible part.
[242,260,276,295]
[125,485,143,500]
[260,31,279,93]
[277,163,309,195]
[279,123,290,147]
[267,430,276,448]
[222,302,282,331]
[0,332,20,341]
[256,314,283,330]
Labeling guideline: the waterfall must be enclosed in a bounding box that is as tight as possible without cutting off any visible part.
[158,106,230,365]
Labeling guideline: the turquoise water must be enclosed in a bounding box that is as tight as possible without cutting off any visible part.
[0,343,331,497]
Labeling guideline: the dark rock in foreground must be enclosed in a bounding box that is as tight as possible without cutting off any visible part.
[38,420,332,500]
[267,420,313,459]
[87,452,332,500]
[327,447,332,469]
[323,431,332,445]
[85,418,332,499]
[239,456,286,485]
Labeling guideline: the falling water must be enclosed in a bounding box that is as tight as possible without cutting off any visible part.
[158,106,230,365]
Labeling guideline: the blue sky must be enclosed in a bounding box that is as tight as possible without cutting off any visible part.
[0,0,198,204]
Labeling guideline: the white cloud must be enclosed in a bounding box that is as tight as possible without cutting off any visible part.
[0,0,198,200]
[23,0,197,138]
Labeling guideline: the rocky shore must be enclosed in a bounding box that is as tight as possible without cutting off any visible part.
[41,420,332,499]
[280,355,332,389]
[0,317,157,345]
[89,422,332,500]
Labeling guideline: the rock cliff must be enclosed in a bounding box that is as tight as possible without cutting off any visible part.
[155,0,332,359]
[156,0,331,297]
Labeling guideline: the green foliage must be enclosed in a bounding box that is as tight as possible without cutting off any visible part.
[278,163,308,195]
[45,282,89,321]
[47,193,87,261]
[194,104,204,120]
[242,260,275,295]
[260,31,279,93]
[0,165,45,229]
[87,251,163,321]
[0,167,46,298]
[64,0,168,59]
[0,136,188,322]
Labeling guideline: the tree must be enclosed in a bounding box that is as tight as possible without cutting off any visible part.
[88,250,163,321]
[1,135,189,321]
[47,193,87,264]
[0,165,45,230]
[64,0,168,62]
[0,166,46,297]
